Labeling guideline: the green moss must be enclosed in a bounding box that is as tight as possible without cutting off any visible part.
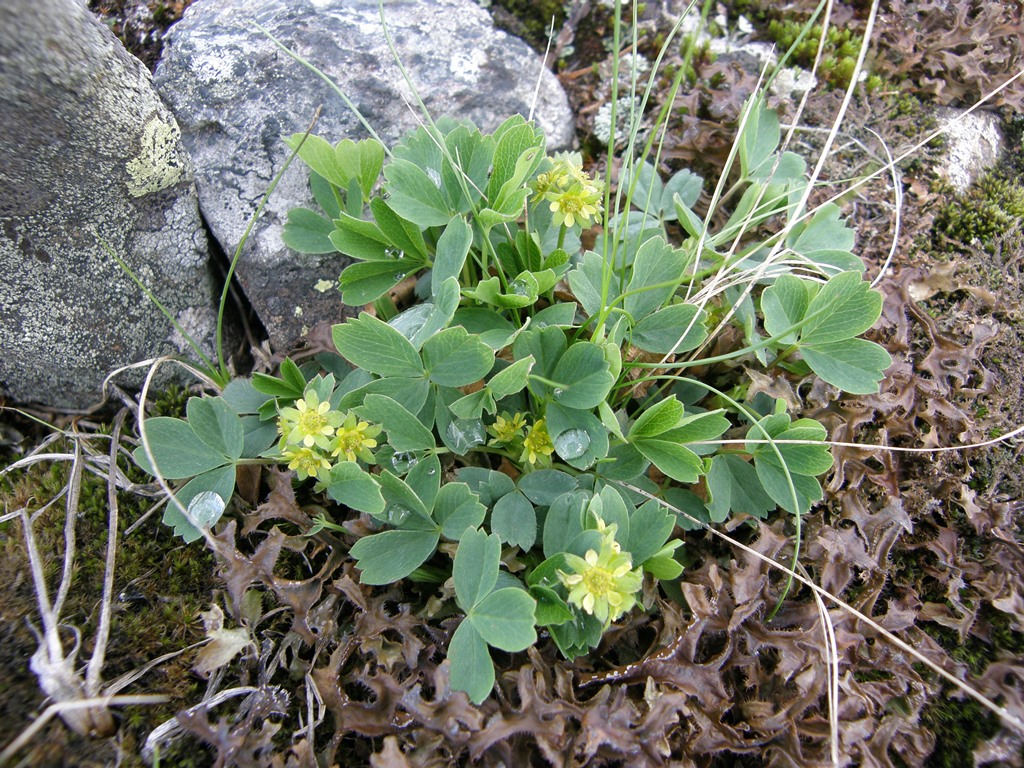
[763,17,871,89]
[921,698,1001,768]
[935,173,1024,247]
[488,0,567,54]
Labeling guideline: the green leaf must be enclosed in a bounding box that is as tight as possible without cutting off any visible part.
[448,620,494,704]
[517,469,576,506]
[186,396,244,461]
[332,313,424,378]
[222,378,273,414]
[435,483,486,541]
[383,158,454,228]
[801,338,891,395]
[786,204,860,273]
[458,467,517,507]
[359,394,435,452]
[325,462,385,516]
[626,160,663,217]
[454,527,500,610]
[329,212,391,261]
[624,501,676,565]
[240,415,278,458]
[337,376,430,415]
[405,453,441,510]
[282,208,336,253]
[738,102,781,179]
[134,417,230,480]
[376,469,432,523]
[164,465,235,543]
[705,454,774,522]
[491,491,536,550]
[514,327,566,398]
[309,171,342,220]
[432,217,472,292]
[337,260,414,306]
[464,274,537,309]
[755,460,823,515]
[488,356,534,399]
[633,438,703,483]
[566,250,608,318]
[673,196,706,239]
[658,410,731,447]
[542,491,588,558]
[546,403,610,470]
[369,197,429,262]
[449,389,494,420]
[801,271,884,345]
[624,237,688,320]
[631,303,707,354]
[421,326,495,388]
[530,585,574,626]
[629,396,683,439]
[761,274,813,344]
[644,551,684,580]
[285,134,346,187]
[409,278,461,350]
[662,168,703,214]
[350,529,439,585]
[452,308,516,349]
[551,342,614,410]
[526,552,571,589]
[442,124,494,212]
[468,588,537,651]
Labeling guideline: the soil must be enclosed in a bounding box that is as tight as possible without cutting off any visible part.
[2,1,1023,766]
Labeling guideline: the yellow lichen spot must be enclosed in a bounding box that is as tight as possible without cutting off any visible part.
[314,279,335,293]
[125,116,186,197]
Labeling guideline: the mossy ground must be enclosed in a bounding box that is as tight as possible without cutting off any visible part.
[0,403,216,767]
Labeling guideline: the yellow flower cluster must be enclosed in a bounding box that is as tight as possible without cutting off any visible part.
[278,391,381,480]
[532,152,605,229]
[487,412,554,468]
[558,519,643,627]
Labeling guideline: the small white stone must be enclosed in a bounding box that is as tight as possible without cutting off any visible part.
[935,107,1005,194]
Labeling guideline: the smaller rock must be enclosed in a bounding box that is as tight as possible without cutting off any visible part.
[934,107,1005,194]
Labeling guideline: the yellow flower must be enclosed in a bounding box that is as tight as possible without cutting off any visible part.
[278,391,343,450]
[330,411,381,463]
[521,418,554,465]
[547,180,604,228]
[283,446,332,481]
[558,522,642,627]
[488,412,527,444]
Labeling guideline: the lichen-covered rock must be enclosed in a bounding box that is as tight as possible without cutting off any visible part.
[154,0,575,350]
[0,0,221,409]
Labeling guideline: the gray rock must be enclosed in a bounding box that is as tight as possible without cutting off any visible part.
[155,0,575,350]
[0,0,222,409]
[935,107,1005,194]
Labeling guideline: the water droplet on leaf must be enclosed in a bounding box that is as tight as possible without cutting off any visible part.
[554,428,590,460]
[445,419,486,454]
[389,451,418,474]
[384,505,411,527]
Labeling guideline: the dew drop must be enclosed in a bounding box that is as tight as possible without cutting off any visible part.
[393,272,406,282]
[385,505,411,526]
[384,247,404,260]
[389,451,418,474]
[510,278,531,297]
[554,428,591,460]
[427,167,442,188]
[445,419,486,454]
[553,387,565,398]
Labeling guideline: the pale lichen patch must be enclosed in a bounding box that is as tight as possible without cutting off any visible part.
[126,116,186,197]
